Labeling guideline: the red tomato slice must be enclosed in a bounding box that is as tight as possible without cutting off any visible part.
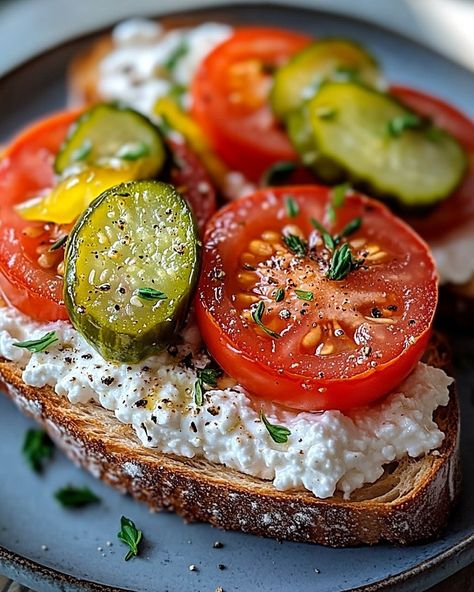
[191,27,310,182]
[195,186,437,411]
[390,85,474,240]
[0,111,217,322]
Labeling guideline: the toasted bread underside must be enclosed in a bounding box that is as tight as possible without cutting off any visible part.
[0,333,460,547]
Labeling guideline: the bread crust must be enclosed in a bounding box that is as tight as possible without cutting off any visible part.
[0,334,460,547]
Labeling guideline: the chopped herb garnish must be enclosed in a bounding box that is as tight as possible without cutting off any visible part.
[262,161,297,186]
[260,412,291,444]
[327,243,361,281]
[71,139,92,162]
[387,113,423,137]
[55,485,100,508]
[251,301,281,339]
[194,378,204,406]
[168,83,187,108]
[194,367,222,405]
[316,105,337,120]
[339,216,362,239]
[311,218,335,250]
[136,288,167,301]
[163,40,188,72]
[283,233,307,257]
[13,331,58,353]
[284,195,299,218]
[22,429,53,473]
[49,234,68,252]
[116,141,150,161]
[328,183,351,223]
[274,287,285,302]
[117,516,143,561]
[295,289,313,301]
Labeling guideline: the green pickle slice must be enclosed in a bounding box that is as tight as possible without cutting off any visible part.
[271,38,383,120]
[308,82,467,206]
[64,180,200,363]
[55,103,166,178]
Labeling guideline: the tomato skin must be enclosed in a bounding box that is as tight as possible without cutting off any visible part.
[195,185,437,411]
[390,86,474,240]
[191,27,310,182]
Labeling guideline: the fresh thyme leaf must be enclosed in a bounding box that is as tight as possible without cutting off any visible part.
[13,331,58,353]
[117,516,143,561]
[49,234,68,252]
[283,233,307,257]
[55,485,100,508]
[339,217,362,239]
[387,113,423,137]
[251,301,281,339]
[136,288,167,301]
[285,195,300,218]
[274,287,285,302]
[197,367,222,388]
[316,105,337,120]
[311,218,335,250]
[194,378,204,406]
[260,412,291,444]
[327,243,360,281]
[163,40,188,72]
[72,139,92,162]
[116,141,150,161]
[328,183,351,223]
[295,289,313,301]
[262,161,297,186]
[22,429,53,473]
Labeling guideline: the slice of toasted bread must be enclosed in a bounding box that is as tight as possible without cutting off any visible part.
[0,329,460,547]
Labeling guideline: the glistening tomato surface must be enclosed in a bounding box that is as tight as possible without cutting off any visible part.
[391,86,474,240]
[191,27,310,182]
[0,111,216,322]
[196,186,437,411]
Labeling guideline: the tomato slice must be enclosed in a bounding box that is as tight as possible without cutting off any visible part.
[191,27,310,182]
[390,85,474,240]
[0,111,216,322]
[195,186,437,411]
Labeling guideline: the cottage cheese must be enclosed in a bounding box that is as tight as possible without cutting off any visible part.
[0,306,451,499]
[430,221,474,285]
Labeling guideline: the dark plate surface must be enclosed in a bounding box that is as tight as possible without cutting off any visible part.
[0,4,473,592]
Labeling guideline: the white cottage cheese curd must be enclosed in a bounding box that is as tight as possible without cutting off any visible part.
[430,221,474,285]
[0,306,451,499]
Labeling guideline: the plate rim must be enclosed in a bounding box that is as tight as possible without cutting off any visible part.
[0,3,473,591]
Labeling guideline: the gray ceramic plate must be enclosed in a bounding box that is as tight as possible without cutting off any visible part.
[0,5,473,592]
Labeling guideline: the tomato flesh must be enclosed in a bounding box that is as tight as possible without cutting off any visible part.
[390,86,474,240]
[196,186,437,411]
[191,27,310,182]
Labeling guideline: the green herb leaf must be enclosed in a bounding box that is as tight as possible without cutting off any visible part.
[116,141,150,161]
[136,288,167,301]
[327,243,361,281]
[22,429,54,473]
[163,40,188,72]
[197,367,222,388]
[262,161,297,186]
[117,516,143,561]
[13,331,58,353]
[168,83,187,108]
[260,412,291,444]
[49,234,68,252]
[339,217,362,239]
[55,485,100,508]
[316,105,337,120]
[194,378,204,406]
[283,234,307,257]
[251,301,281,339]
[387,113,423,137]
[274,287,285,302]
[328,183,351,223]
[72,139,92,162]
[311,218,335,250]
[295,289,313,301]
[285,195,300,218]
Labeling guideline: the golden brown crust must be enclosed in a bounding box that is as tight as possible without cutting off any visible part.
[0,334,460,547]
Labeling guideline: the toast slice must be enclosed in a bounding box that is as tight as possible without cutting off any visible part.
[0,329,460,547]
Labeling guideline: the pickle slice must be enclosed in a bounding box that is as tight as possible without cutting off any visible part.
[271,38,383,120]
[55,103,166,178]
[308,82,467,206]
[64,180,199,363]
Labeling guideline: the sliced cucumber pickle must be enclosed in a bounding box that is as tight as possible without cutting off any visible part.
[55,103,166,178]
[64,180,200,363]
[271,38,383,120]
[308,82,467,206]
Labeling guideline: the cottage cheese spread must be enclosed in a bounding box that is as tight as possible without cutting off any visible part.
[430,221,474,285]
[0,305,451,499]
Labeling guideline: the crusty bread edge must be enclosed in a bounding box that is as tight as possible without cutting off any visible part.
[0,336,460,547]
